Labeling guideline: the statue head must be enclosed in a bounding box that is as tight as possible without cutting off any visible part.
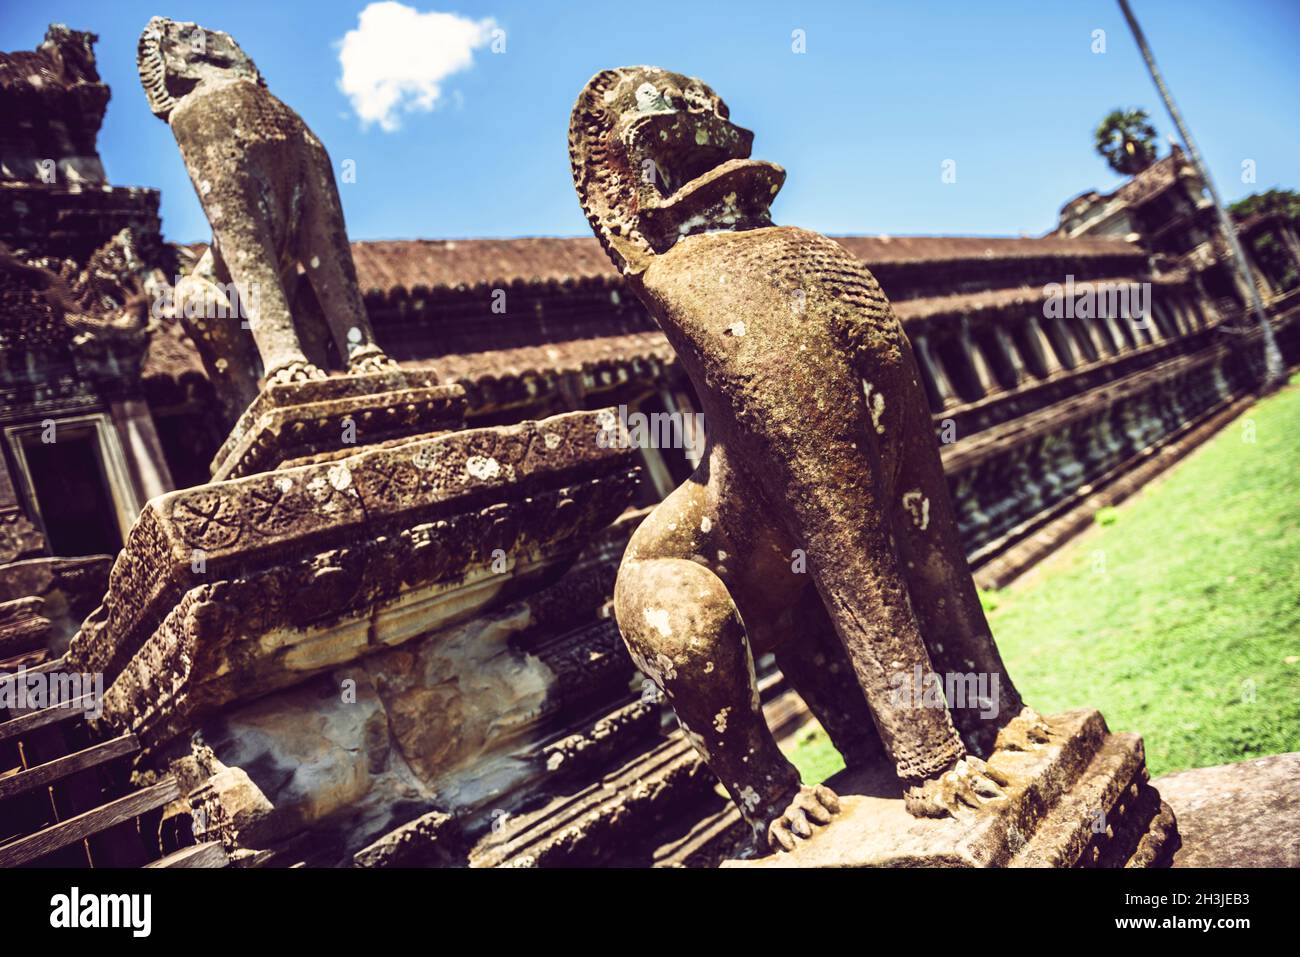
[137,17,263,121]
[569,67,785,277]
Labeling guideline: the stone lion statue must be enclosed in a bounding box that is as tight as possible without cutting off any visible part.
[138,17,398,410]
[570,67,1048,855]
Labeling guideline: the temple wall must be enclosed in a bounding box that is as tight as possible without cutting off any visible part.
[110,237,1293,868]
[12,225,1295,867]
[0,183,163,264]
[287,237,1294,868]
[5,23,1295,870]
[351,237,1297,578]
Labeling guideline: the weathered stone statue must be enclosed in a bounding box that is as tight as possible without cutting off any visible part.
[570,67,1045,854]
[138,17,397,399]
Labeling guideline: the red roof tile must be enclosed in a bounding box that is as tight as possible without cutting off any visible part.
[349,233,1143,297]
[350,238,621,296]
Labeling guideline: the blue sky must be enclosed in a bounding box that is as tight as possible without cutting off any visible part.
[4,1,1298,244]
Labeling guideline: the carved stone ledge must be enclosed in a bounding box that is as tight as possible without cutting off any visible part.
[210,370,466,480]
[724,709,1177,868]
[67,409,636,700]
[466,671,799,868]
[0,510,47,566]
[0,555,111,652]
[469,734,719,868]
[0,596,52,663]
[94,472,635,754]
[950,339,1251,565]
[351,809,456,868]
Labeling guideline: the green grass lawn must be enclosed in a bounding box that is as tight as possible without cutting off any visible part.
[785,374,1300,781]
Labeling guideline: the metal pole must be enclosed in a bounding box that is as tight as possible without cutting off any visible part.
[1116,0,1285,388]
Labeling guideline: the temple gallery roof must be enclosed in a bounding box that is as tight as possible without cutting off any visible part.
[349,234,1143,297]
[145,231,1145,391]
[1057,149,1189,225]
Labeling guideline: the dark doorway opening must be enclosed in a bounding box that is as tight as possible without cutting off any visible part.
[21,432,122,556]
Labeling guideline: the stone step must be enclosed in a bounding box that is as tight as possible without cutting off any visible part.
[144,840,230,869]
[0,692,92,743]
[0,733,138,801]
[471,734,711,867]
[1010,730,1155,867]
[0,597,45,626]
[351,810,453,868]
[727,709,1117,868]
[0,776,179,868]
[0,612,51,659]
[0,648,48,673]
[22,655,67,676]
[471,676,809,867]
[650,804,742,867]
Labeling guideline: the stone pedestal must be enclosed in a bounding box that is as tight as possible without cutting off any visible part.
[725,709,1178,868]
[1154,752,1300,868]
[67,408,638,756]
[210,370,466,481]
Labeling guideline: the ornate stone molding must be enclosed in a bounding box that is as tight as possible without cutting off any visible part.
[209,371,466,480]
[67,410,636,695]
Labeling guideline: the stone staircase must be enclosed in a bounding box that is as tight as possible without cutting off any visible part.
[0,596,213,867]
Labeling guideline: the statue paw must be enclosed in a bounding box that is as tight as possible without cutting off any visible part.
[994,706,1055,753]
[767,784,841,853]
[904,756,1009,819]
[267,360,327,384]
[347,349,401,375]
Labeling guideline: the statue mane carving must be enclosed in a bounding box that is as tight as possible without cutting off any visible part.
[136,21,179,120]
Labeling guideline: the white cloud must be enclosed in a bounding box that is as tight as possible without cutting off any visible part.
[337,2,497,132]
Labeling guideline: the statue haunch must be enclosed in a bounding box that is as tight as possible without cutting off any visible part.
[139,17,398,399]
[570,68,1046,855]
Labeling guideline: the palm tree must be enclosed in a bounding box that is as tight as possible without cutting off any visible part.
[1094,108,1158,176]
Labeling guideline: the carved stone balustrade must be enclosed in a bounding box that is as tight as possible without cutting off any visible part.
[66,409,638,757]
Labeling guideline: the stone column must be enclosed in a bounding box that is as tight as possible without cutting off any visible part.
[911,332,960,409]
[1177,295,1199,334]
[1047,317,1081,368]
[991,324,1030,388]
[1248,244,1275,299]
[1135,298,1163,345]
[1068,315,1102,362]
[637,445,676,501]
[1168,292,1192,334]
[1101,308,1132,354]
[1084,315,1115,358]
[1192,272,1219,325]
[1279,223,1300,281]
[1024,316,1065,377]
[1226,256,1260,312]
[1157,296,1187,337]
[107,397,175,507]
[958,318,1003,398]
